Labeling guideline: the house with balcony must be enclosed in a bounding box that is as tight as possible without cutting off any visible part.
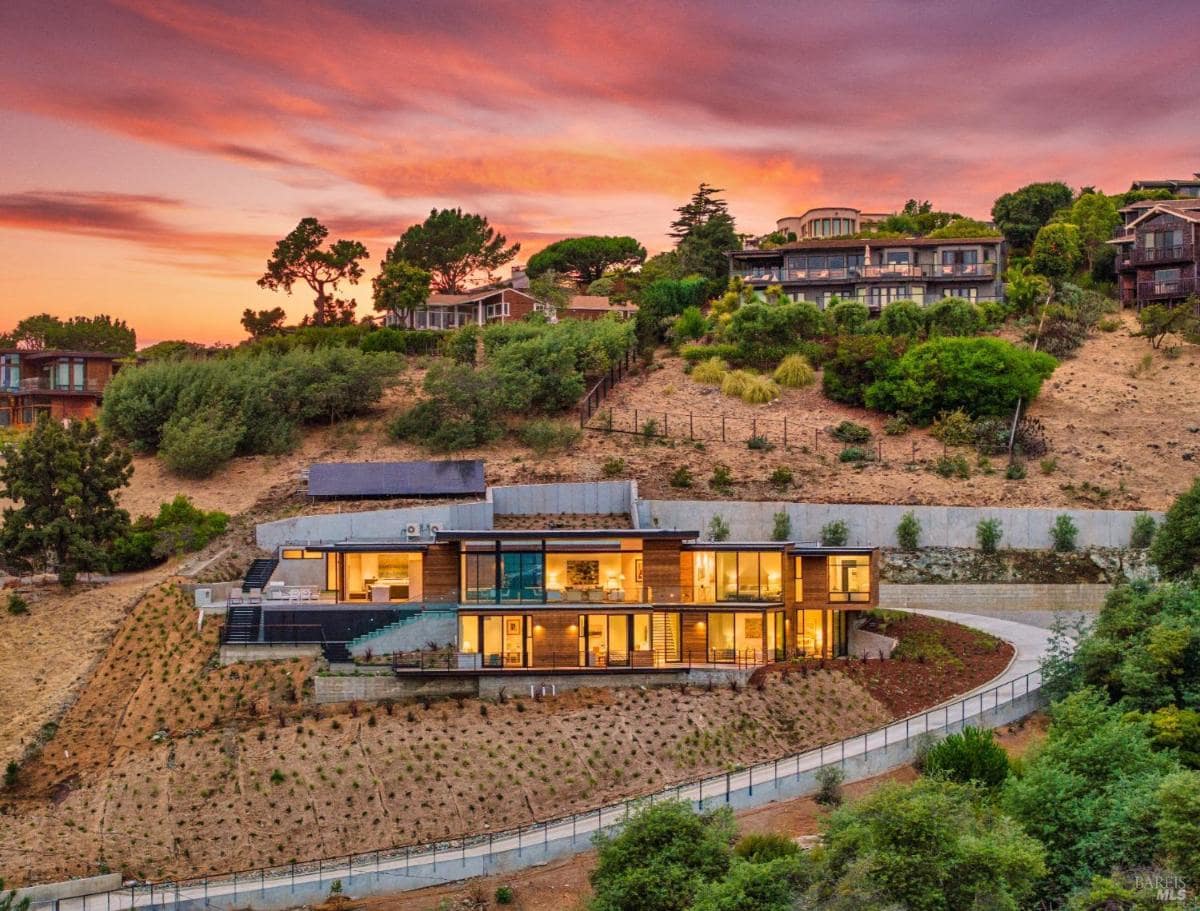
[774,207,892,241]
[225,528,879,670]
[1109,199,1200,311]
[384,288,539,330]
[0,349,121,428]
[728,235,1006,310]
[1129,173,1200,199]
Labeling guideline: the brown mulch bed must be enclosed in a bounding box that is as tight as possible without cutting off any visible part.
[836,613,1015,716]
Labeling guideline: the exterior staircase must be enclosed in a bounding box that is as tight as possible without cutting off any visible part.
[347,609,458,657]
[224,605,261,643]
[242,558,278,592]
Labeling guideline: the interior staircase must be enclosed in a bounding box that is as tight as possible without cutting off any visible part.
[346,609,458,656]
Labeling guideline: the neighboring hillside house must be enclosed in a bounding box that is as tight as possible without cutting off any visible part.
[536,295,638,322]
[1109,198,1200,310]
[728,234,1006,310]
[0,348,122,428]
[385,288,539,330]
[774,206,892,240]
[1130,173,1200,199]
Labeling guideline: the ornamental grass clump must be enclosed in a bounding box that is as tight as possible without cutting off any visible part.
[720,369,754,399]
[692,356,729,385]
[740,375,780,404]
[773,354,815,388]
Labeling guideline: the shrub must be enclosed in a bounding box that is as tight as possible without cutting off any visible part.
[269,768,286,785]
[935,454,970,479]
[826,299,870,334]
[1050,514,1078,552]
[444,325,481,364]
[923,726,1010,788]
[6,593,28,616]
[740,375,780,404]
[814,765,844,806]
[733,832,799,863]
[691,356,728,385]
[159,407,245,479]
[720,369,754,399]
[671,306,708,344]
[1005,460,1027,480]
[602,457,626,478]
[830,420,871,444]
[726,300,825,365]
[882,415,909,436]
[669,466,694,489]
[519,419,581,456]
[3,760,17,788]
[681,343,740,365]
[877,299,925,338]
[1097,316,1121,332]
[390,362,505,451]
[746,434,773,451]
[822,335,902,407]
[768,466,793,490]
[772,354,815,388]
[358,328,442,355]
[865,336,1058,425]
[1149,478,1200,578]
[494,885,515,905]
[820,520,848,546]
[708,515,731,542]
[925,296,983,337]
[896,511,921,550]
[976,518,1003,554]
[710,465,733,491]
[929,409,975,446]
[771,512,791,542]
[1130,513,1157,549]
[839,446,872,463]
[1039,456,1057,475]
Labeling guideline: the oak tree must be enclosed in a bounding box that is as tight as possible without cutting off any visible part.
[525,235,646,286]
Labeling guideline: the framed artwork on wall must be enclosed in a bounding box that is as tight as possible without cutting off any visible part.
[634,558,643,583]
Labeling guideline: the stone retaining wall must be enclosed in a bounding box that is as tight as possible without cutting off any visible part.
[880,582,1112,613]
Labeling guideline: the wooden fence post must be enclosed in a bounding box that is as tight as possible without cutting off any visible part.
[783,416,788,448]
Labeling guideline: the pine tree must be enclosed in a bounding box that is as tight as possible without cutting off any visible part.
[0,418,132,584]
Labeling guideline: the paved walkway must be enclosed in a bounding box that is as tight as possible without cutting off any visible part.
[29,610,1057,911]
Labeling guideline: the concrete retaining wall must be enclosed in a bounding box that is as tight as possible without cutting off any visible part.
[219,644,322,665]
[848,625,898,659]
[255,501,493,550]
[880,582,1112,613]
[643,500,1159,550]
[314,674,476,702]
[490,481,634,518]
[13,874,122,905]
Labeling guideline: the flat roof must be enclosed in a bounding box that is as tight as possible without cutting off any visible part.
[435,528,700,542]
[300,543,429,553]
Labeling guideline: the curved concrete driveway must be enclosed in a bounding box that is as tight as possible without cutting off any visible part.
[28,610,1057,911]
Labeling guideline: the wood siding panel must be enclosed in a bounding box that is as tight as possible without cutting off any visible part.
[532,610,578,667]
[799,555,829,607]
[643,539,682,602]
[422,543,460,604]
[681,609,707,661]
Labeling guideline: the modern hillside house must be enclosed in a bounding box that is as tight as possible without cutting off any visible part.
[0,348,122,428]
[227,528,879,669]
[728,235,1006,310]
[1109,198,1200,310]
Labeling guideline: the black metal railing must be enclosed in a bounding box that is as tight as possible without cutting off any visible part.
[579,347,635,428]
[1137,278,1197,300]
[390,645,764,673]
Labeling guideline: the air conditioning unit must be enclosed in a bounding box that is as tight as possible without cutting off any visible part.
[429,523,443,536]
[405,523,420,539]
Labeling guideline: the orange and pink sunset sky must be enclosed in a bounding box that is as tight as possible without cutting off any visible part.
[2,0,1199,345]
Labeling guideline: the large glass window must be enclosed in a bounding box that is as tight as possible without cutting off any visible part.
[461,552,498,603]
[707,611,766,663]
[708,613,735,660]
[500,551,543,602]
[798,609,825,656]
[828,555,871,602]
[342,552,422,602]
[633,613,652,652]
[545,550,640,603]
[706,551,783,601]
